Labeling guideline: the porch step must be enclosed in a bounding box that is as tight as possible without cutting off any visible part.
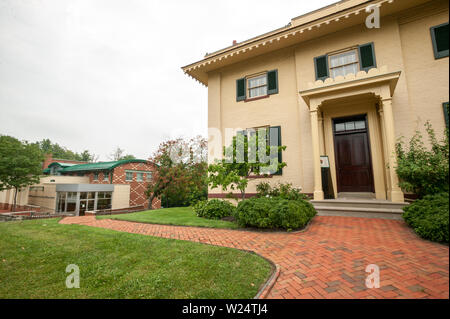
[311,199,408,220]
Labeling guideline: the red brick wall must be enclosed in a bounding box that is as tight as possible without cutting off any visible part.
[79,161,161,210]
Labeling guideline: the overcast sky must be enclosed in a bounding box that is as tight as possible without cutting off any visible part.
[0,0,336,161]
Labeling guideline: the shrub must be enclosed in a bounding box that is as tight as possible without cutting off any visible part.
[193,199,236,220]
[403,193,449,243]
[235,197,316,231]
[256,182,309,201]
[396,122,449,197]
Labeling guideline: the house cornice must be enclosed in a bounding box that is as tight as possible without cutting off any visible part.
[181,0,429,86]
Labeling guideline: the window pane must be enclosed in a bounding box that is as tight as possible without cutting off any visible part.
[248,75,267,88]
[355,120,366,129]
[146,173,152,181]
[345,122,356,130]
[335,123,346,132]
[137,173,143,182]
[80,192,87,200]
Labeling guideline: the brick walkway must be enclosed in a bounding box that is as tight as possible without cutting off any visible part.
[60,215,449,299]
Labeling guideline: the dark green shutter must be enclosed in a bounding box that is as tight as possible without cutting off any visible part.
[358,43,377,72]
[236,78,246,102]
[267,70,278,95]
[443,102,449,129]
[314,55,329,81]
[269,126,282,175]
[431,23,449,59]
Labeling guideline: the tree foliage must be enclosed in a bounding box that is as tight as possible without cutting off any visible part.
[0,135,43,211]
[395,122,449,197]
[37,138,96,162]
[146,136,207,208]
[208,131,286,200]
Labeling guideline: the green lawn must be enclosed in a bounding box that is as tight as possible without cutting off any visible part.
[0,218,272,299]
[98,207,239,229]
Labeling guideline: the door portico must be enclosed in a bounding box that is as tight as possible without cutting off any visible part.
[300,66,405,203]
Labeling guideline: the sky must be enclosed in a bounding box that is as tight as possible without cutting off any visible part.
[0,0,336,161]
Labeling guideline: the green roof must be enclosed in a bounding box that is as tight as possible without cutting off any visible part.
[60,159,148,173]
[47,162,79,169]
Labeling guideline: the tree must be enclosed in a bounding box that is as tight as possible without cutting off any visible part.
[0,136,43,211]
[109,147,136,161]
[146,136,207,209]
[37,138,95,162]
[208,129,286,200]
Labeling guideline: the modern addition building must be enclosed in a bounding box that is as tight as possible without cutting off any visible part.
[0,156,161,215]
[182,0,449,203]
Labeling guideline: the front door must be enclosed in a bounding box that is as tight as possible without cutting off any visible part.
[333,115,375,193]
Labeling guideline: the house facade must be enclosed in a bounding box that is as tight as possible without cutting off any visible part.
[182,0,449,203]
[0,158,161,215]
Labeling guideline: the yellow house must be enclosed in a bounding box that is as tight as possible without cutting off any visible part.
[182,0,449,204]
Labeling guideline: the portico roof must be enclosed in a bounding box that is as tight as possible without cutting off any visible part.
[299,66,401,107]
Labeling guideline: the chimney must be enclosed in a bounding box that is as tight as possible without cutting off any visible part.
[232,40,237,46]
[42,153,53,169]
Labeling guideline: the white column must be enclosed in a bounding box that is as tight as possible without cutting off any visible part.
[310,106,324,201]
[381,98,404,203]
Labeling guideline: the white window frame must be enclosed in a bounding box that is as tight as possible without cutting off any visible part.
[146,172,152,182]
[247,73,268,99]
[103,172,109,182]
[93,172,99,181]
[328,48,360,78]
[125,172,133,182]
[136,172,144,182]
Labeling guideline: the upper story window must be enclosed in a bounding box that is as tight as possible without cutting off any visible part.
[314,43,376,81]
[146,172,152,181]
[247,74,268,98]
[236,70,278,102]
[329,49,359,78]
[103,172,109,182]
[136,172,144,182]
[93,172,99,181]
[125,171,133,181]
[431,22,449,59]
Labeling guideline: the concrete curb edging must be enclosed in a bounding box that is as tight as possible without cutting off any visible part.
[254,264,281,299]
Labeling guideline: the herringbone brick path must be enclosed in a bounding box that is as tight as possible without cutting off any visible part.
[60,215,449,299]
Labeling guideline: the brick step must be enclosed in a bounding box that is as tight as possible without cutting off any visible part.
[311,200,408,220]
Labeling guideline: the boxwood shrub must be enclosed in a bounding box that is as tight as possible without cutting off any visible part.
[193,199,236,220]
[234,197,316,231]
[403,193,449,243]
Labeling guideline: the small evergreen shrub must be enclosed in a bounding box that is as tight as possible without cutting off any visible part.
[193,199,236,220]
[235,197,316,231]
[403,193,449,243]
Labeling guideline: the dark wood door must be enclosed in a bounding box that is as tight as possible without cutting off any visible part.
[334,117,374,193]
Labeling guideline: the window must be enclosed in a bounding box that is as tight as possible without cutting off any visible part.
[96,192,112,210]
[93,172,99,181]
[237,126,282,175]
[329,50,359,78]
[314,43,376,80]
[146,172,152,181]
[334,118,367,133]
[431,23,449,59]
[126,172,133,181]
[247,74,268,98]
[236,70,278,101]
[136,172,144,182]
[103,172,109,182]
